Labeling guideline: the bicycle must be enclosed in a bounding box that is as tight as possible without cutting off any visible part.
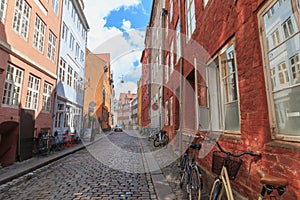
[148,127,159,141]
[209,141,261,200]
[153,129,169,147]
[179,133,203,200]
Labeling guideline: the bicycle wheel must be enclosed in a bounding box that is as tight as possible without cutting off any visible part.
[179,156,188,188]
[210,179,222,200]
[153,138,160,147]
[162,134,169,146]
[189,166,202,200]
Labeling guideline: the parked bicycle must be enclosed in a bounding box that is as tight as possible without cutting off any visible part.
[179,133,203,200]
[209,141,261,200]
[148,128,159,141]
[153,129,169,147]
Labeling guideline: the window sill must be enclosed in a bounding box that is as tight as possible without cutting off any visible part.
[219,133,242,141]
[266,140,300,151]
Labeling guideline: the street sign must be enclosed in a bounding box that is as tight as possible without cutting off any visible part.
[89,101,96,108]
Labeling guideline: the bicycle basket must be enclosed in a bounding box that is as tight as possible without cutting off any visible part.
[212,151,243,180]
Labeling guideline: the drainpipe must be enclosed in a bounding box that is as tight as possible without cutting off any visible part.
[161,8,168,130]
[178,0,183,156]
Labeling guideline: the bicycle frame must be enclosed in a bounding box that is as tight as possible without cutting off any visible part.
[210,165,234,200]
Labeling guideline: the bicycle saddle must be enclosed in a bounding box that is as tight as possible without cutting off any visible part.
[260,174,288,187]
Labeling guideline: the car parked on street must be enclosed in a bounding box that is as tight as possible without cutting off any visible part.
[114,125,123,132]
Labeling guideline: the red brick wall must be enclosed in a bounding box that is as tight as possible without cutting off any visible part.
[178,0,300,198]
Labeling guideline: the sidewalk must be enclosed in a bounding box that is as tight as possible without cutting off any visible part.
[0,132,109,185]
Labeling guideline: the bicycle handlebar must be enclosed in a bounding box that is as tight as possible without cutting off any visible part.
[216,141,261,158]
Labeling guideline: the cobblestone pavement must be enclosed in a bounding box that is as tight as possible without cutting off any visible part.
[145,135,209,200]
[0,131,157,200]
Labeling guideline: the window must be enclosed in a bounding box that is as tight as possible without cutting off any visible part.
[75,43,79,58]
[259,1,300,139]
[51,0,59,15]
[278,62,289,85]
[73,72,78,90]
[47,31,57,62]
[176,20,181,62]
[169,0,173,21]
[67,66,72,86]
[170,97,173,126]
[203,0,209,7]
[186,0,196,41]
[219,42,240,131]
[0,0,7,21]
[64,106,70,127]
[282,18,294,38]
[69,34,75,50]
[42,82,52,112]
[12,0,31,39]
[55,104,64,128]
[25,75,40,110]
[58,58,66,82]
[62,23,68,41]
[290,54,300,84]
[80,50,84,63]
[271,29,280,47]
[170,39,174,74]
[33,15,46,53]
[165,54,169,83]
[165,101,169,125]
[2,64,23,107]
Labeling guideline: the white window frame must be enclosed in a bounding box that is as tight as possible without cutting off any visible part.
[62,23,68,42]
[42,82,52,113]
[170,96,173,126]
[2,64,23,107]
[12,0,31,40]
[290,54,300,84]
[67,66,73,86]
[203,0,209,7]
[47,31,57,62]
[170,39,174,74]
[0,0,8,21]
[258,0,300,141]
[55,103,64,128]
[165,54,169,83]
[25,75,41,110]
[206,41,240,133]
[59,58,66,82]
[33,15,46,53]
[282,17,294,39]
[176,19,181,62]
[186,0,196,41]
[165,100,169,125]
[51,0,59,16]
[169,0,173,22]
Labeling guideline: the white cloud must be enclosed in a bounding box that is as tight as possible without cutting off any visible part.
[84,0,141,51]
[121,19,132,31]
[83,0,145,99]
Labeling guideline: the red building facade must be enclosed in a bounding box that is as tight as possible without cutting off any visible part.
[140,27,151,129]
[0,0,62,166]
[145,0,300,198]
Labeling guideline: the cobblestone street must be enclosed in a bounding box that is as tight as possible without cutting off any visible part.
[0,131,158,200]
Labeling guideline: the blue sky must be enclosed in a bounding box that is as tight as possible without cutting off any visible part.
[84,0,153,98]
[104,0,152,30]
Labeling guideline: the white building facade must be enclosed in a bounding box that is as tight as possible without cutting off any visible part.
[53,0,89,136]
